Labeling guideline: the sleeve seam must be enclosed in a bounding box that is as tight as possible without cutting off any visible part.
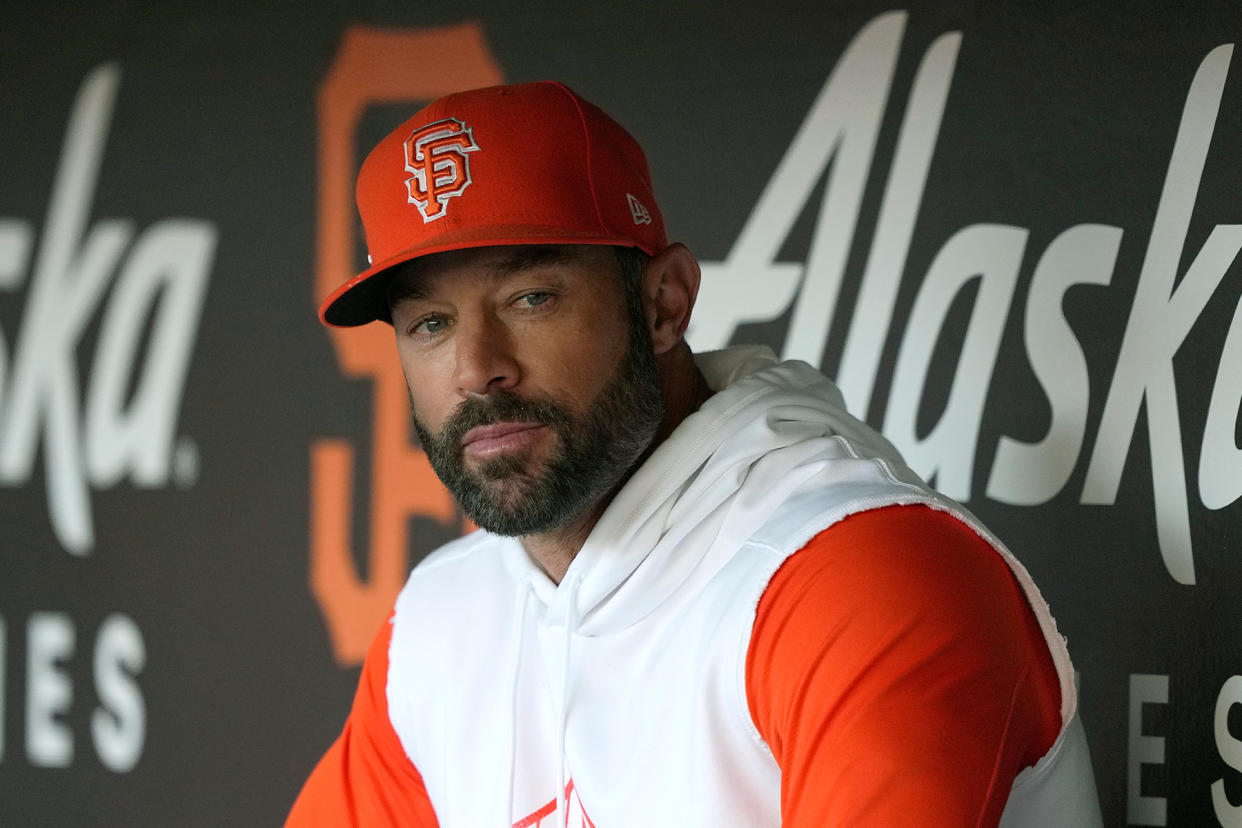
[974,662,1030,828]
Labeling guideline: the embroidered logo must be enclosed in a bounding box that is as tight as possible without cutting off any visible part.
[627,193,652,226]
[514,779,594,827]
[404,118,480,222]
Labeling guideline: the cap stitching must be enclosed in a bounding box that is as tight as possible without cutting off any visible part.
[549,81,608,233]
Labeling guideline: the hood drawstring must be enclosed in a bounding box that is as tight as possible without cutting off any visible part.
[555,571,583,827]
[506,583,533,825]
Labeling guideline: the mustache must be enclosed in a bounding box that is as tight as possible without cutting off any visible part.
[437,391,573,449]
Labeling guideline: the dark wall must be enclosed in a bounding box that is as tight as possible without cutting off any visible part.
[0,2,1239,825]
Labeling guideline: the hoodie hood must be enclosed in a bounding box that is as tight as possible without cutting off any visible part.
[498,345,929,635]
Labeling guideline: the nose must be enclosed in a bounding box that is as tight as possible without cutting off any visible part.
[452,312,519,397]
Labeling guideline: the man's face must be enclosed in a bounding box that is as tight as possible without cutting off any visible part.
[388,244,664,536]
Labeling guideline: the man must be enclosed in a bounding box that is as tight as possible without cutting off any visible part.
[289,82,1102,826]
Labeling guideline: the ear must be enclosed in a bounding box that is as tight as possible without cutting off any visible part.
[641,243,701,355]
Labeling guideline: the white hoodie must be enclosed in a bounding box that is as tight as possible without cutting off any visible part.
[383,346,1102,826]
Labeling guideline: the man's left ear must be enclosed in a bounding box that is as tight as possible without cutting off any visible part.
[642,243,701,355]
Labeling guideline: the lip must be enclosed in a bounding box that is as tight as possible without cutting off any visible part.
[461,422,547,458]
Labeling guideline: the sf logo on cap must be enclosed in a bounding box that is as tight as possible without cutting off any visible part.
[403,118,480,222]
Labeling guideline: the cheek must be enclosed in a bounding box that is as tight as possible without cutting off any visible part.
[397,349,453,434]
[406,389,440,433]
[408,383,458,436]
[526,320,627,400]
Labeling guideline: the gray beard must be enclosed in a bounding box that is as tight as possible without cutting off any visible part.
[413,330,664,537]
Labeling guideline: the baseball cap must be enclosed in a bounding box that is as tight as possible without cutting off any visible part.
[319,81,668,327]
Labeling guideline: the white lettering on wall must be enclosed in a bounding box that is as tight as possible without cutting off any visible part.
[832,26,959,416]
[686,12,1239,585]
[91,613,146,773]
[84,222,213,487]
[987,225,1121,505]
[883,224,1026,500]
[4,612,147,771]
[1128,673,1169,826]
[689,11,907,352]
[1081,45,1242,585]
[1215,676,1242,827]
[0,64,216,556]
[1201,301,1242,512]
[26,612,75,768]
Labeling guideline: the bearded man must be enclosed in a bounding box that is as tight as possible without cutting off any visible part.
[288,82,1103,827]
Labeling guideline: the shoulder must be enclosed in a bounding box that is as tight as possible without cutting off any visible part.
[385,525,528,666]
[394,529,513,615]
[746,503,1062,747]
[388,529,520,674]
[410,526,501,575]
[754,504,1032,652]
[745,503,1065,824]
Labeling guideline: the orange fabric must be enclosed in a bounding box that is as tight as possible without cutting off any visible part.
[747,504,1061,827]
[286,618,439,827]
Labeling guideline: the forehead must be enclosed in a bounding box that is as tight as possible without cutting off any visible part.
[386,244,620,305]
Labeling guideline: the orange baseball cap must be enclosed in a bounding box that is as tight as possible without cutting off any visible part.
[319,81,669,327]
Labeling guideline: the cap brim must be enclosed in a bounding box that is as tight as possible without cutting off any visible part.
[319,224,658,327]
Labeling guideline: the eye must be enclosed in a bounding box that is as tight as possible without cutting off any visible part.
[514,291,553,309]
[409,314,449,338]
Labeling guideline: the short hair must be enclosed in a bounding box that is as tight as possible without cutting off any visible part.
[614,246,650,316]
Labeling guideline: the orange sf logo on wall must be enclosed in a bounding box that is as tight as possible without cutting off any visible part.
[312,24,503,666]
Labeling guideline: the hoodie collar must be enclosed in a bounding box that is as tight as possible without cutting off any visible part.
[500,345,896,633]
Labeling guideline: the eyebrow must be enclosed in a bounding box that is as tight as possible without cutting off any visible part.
[386,271,427,307]
[387,246,577,307]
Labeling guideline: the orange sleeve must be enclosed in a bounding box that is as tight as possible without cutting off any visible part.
[286,617,440,828]
[746,504,1061,827]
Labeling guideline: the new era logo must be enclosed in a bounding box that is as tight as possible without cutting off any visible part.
[627,193,652,226]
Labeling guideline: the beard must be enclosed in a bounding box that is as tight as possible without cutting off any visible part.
[412,322,665,537]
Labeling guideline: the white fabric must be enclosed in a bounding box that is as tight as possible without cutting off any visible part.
[385,345,1102,826]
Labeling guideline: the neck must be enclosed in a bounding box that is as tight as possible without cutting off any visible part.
[521,502,603,584]
[522,344,712,584]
